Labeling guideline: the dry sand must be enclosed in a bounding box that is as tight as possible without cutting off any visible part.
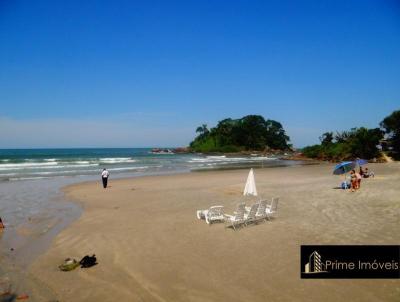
[29,163,400,301]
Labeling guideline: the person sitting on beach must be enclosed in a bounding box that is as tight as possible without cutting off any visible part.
[363,167,375,178]
[359,167,365,177]
[350,170,358,192]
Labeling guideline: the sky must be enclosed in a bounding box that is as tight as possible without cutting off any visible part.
[0,0,399,148]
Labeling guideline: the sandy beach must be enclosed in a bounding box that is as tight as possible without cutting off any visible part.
[28,163,400,301]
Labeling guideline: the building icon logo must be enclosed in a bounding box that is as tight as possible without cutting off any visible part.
[304,251,327,274]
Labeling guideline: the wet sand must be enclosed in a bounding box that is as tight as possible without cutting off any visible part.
[0,199,81,301]
[29,163,400,301]
[0,178,83,301]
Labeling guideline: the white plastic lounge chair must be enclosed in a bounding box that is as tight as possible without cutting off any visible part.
[265,197,279,220]
[224,203,246,230]
[196,206,225,224]
[244,199,270,222]
[244,198,265,212]
[244,203,259,225]
[254,199,269,222]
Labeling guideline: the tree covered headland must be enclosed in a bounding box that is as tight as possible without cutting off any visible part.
[302,109,400,161]
[190,115,290,153]
[302,127,384,161]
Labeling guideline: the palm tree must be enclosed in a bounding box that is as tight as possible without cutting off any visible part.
[335,130,353,143]
[196,124,209,135]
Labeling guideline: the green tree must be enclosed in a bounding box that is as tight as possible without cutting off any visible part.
[347,127,383,159]
[239,115,269,150]
[215,118,235,146]
[380,110,400,159]
[303,127,383,161]
[319,132,333,146]
[265,119,290,149]
[189,115,290,152]
[196,124,209,136]
[334,130,354,143]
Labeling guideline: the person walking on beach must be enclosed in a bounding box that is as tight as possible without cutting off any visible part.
[101,168,110,189]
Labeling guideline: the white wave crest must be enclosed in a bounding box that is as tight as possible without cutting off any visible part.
[188,156,276,164]
[108,166,149,171]
[99,158,136,163]
[8,176,52,181]
[0,162,58,170]
[0,162,100,171]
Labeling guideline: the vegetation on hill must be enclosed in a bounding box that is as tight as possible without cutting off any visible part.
[302,109,400,161]
[302,127,384,161]
[190,115,290,153]
[380,110,400,160]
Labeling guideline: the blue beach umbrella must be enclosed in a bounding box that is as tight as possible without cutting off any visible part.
[354,158,368,166]
[333,161,356,175]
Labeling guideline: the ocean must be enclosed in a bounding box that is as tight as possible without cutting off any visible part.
[0,148,291,181]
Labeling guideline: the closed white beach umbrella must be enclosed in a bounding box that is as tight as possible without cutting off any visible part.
[243,168,257,196]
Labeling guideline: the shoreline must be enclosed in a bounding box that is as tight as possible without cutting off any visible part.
[0,182,82,300]
[25,162,400,301]
[1,169,199,300]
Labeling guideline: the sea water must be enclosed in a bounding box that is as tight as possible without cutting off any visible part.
[0,148,289,181]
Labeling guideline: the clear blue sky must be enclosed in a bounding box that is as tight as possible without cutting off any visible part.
[0,0,399,148]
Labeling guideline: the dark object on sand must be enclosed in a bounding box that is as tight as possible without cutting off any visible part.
[58,258,80,271]
[16,294,29,300]
[0,291,29,301]
[0,217,4,229]
[79,255,97,268]
[0,292,17,302]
